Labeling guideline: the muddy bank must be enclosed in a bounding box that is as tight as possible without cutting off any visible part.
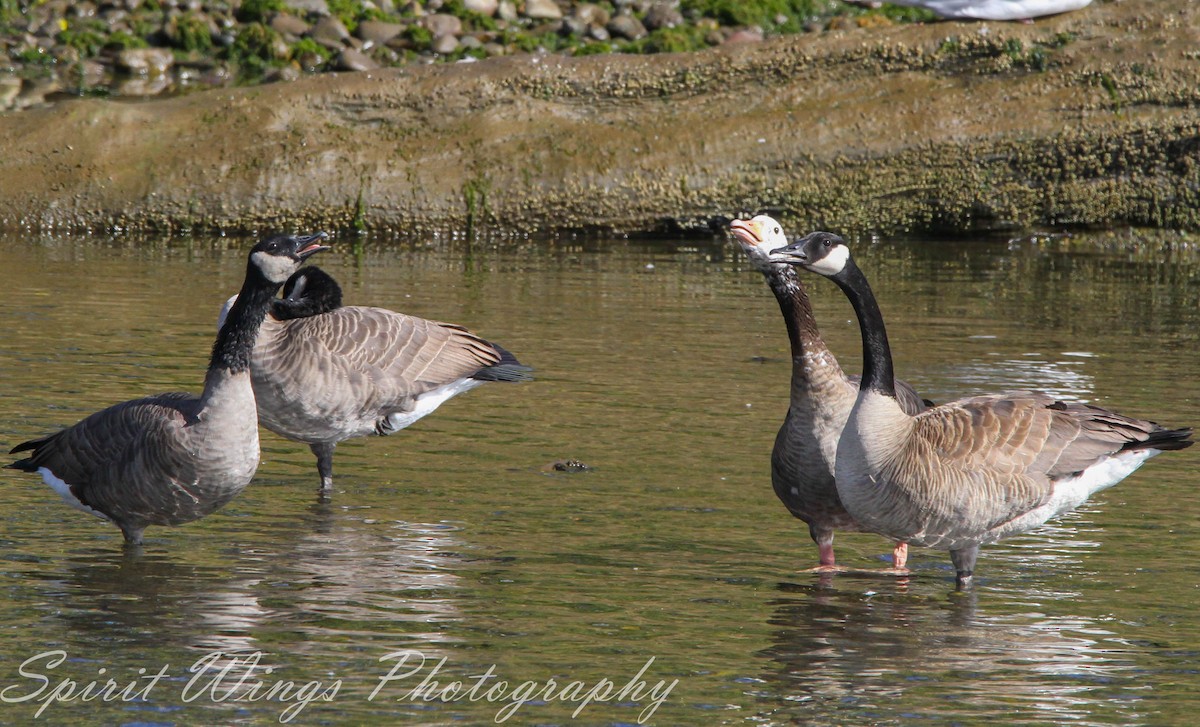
[1,2,1197,238]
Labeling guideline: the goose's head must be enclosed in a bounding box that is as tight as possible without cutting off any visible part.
[273,266,344,321]
[770,231,850,278]
[729,214,790,272]
[249,232,331,285]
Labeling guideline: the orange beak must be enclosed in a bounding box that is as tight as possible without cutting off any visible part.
[729,218,762,246]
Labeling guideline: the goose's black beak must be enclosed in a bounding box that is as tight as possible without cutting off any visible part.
[294,232,330,260]
[769,243,806,264]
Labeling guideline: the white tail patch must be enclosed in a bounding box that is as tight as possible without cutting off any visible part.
[38,467,112,523]
[381,378,484,433]
[1051,448,1158,511]
[996,448,1159,542]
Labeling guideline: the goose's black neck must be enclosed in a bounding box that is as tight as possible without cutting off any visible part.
[272,295,328,321]
[765,265,829,365]
[830,260,896,398]
[272,267,343,320]
[211,267,283,373]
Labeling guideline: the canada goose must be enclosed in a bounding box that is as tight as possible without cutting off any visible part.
[771,232,1193,588]
[218,265,532,492]
[730,215,932,572]
[847,0,1090,20]
[8,233,330,545]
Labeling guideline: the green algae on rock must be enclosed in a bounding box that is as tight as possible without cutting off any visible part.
[0,1,1196,238]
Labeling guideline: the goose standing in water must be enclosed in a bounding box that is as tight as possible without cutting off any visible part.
[8,233,330,545]
[217,265,531,493]
[730,215,931,572]
[771,232,1192,588]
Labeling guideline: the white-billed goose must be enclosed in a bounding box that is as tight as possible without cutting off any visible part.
[771,231,1193,588]
[218,265,531,492]
[8,233,330,545]
[731,215,932,572]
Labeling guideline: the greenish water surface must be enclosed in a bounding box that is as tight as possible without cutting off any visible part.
[0,229,1197,725]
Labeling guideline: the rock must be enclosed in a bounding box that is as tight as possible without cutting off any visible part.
[69,2,98,19]
[270,13,311,39]
[573,3,610,27]
[264,64,302,83]
[459,34,484,50]
[77,59,109,88]
[607,14,647,41]
[0,77,21,110]
[463,0,498,16]
[497,1,518,21]
[283,0,329,15]
[335,48,380,71]
[356,19,405,45]
[115,74,172,97]
[430,34,459,54]
[294,47,327,71]
[422,13,462,38]
[523,0,562,21]
[309,15,351,49]
[724,26,764,44]
[542,459,592,473]
[643,3,684,30]
[560,16,588,36]
[116,47,175,76]
[15,78,60,110]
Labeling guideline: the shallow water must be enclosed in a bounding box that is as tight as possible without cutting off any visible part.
[0,229,1198,725]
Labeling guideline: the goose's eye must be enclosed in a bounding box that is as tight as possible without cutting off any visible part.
[823,239,832,247]
[773,227,780,235]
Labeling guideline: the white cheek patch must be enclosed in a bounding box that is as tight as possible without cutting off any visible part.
[251,250,298,284]
[806,244,850,276]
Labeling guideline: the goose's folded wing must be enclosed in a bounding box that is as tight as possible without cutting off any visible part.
[904,393,1061,530]
[273,307,501,409]
[11,393,198,520]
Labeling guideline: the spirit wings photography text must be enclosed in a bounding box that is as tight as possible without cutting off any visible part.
[0,648,679,723]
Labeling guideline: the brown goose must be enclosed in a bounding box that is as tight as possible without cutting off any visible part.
[772,231,1193,588]
[8,233,330,545]
[218,265,531,492]
[731,215,931,572]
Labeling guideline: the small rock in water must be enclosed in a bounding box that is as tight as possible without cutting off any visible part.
[544,459,592,473]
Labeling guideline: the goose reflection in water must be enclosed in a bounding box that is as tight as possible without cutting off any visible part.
[752,553,1142,724]
[46,514,468,664]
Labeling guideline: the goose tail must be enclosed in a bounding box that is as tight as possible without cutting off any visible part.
[1126,426,1194,453]
[7,434,52,471]
[473,343,533,383]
